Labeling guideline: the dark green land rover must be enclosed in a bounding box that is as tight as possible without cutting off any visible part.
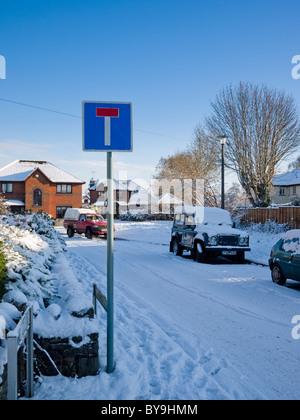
[170,206,250,263]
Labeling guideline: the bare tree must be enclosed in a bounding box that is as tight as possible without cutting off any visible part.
[288,155,300,171]
[154,126,220,206]
[206,82,300,207]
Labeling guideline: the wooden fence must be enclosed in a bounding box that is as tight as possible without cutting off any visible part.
[235,207,300,229]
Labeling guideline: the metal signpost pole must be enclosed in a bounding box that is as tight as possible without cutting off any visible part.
[107,151,114,373]
[83,101,132,375]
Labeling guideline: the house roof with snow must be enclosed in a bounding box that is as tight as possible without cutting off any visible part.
[272,169,300,187]
[0,160,84,184]
[126,179,150,192]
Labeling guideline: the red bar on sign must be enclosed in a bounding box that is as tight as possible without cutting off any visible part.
[96,108,119,118]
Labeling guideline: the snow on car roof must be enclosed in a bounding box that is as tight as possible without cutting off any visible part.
[175,206,232,225]
[282,229,300,240]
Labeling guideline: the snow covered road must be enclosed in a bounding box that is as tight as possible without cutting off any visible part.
[32,222,300,400]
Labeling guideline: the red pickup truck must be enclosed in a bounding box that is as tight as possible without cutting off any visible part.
[63,208,108,239]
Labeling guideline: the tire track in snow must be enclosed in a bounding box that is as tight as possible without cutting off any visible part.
[116,245,290,331]
[64,243,257,399]
[113,248,266,400]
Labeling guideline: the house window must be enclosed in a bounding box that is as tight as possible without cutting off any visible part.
[56,184,72,194]
[116,190,124,200]
[56,206,72,218]
[33,189,42,206]
[293,186,297,195]
[279,187,286,196]
[1,183,13,193]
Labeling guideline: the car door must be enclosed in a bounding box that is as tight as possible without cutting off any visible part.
[77,214,86,233]
[290,252,300,281]
[280,239,295,280]
[287,236,300,281]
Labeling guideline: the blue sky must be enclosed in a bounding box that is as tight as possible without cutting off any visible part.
[0,0,300,190]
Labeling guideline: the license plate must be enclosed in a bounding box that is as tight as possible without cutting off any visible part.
[222,250,237,256]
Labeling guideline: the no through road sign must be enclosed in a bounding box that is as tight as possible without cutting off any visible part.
[82,101,133,152]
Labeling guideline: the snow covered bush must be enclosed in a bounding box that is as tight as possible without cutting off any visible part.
[0,245,7,300]
[0,213,66,327]
[235,218,288,235]
[120,210,149,221]
[0,212,65,251]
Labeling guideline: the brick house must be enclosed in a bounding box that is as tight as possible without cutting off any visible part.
[0,160,85,218]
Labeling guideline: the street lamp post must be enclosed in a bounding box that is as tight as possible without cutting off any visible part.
[219,136,227,209]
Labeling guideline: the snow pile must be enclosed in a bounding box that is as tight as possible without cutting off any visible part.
[33,252,97,339]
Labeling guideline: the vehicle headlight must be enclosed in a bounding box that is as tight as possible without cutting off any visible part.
[209,235,218,246]
[239,236,249,246]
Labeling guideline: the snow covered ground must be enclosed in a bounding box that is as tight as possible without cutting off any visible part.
[27,221,300,400]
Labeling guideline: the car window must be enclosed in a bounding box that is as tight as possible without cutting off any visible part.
[280,240,292,253]
[174,214,185,226]
[79,215,85,221]
[281,237,300,255]
[186,215,195,225]
[86,215,104,221]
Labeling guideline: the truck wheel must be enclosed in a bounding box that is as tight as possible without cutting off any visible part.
[195,242,205,263]
[86,228,93,239]
[67,226,74,238]
[172,238,183,256]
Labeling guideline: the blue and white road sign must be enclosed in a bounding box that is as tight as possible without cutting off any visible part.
[82,101,133,152]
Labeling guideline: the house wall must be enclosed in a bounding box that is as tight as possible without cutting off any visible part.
[25,170,83,217]
[0,182,25,201]
[271,185,300,205]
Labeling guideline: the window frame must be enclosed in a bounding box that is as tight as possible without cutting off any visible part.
[1,183,13,193]
[33,188,43,206]
[56,184,72,194]
[279,187,286,196]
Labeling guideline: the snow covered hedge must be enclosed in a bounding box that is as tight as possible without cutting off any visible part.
[0,246,7,301]
[0,213,66,330]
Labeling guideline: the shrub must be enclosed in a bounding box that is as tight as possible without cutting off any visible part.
[0,244,7,300]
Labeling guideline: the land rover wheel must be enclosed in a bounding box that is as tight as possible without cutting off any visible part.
[86,228,93,239]
[67,226,74,238]
[172,238,183,256]
[195,242,205,263]
[271,264,286,286]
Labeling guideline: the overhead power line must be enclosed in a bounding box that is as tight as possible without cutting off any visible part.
[0,97,81,119]
[0,97,187,142]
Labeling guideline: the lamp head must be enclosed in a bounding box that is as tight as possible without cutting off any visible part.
[219,135,227,145]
